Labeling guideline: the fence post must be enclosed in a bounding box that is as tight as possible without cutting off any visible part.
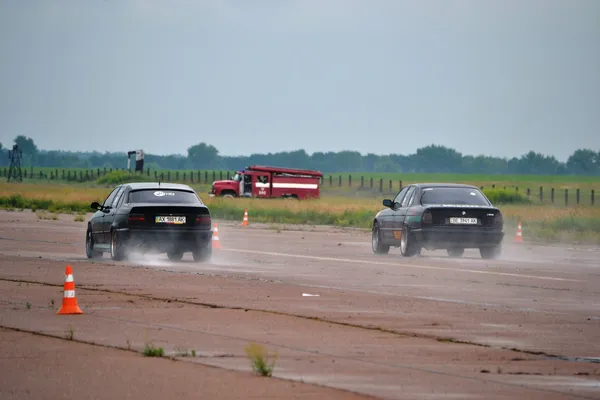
[329,175,332,186]
[183,172,186,182]
[379,178,383,192]
[175,171,179,181]
[370,177,373,189]
[565,189,568,207]
[399,180,403,191]
[360,176,364,188]
[167,171,171,181]
[526,188,530,197]
[204,171,208,183]
[389,179,392,192]
[539,186,543,203]
[515,186,519,193]
[551,188,555,204]
[348,175,352,187]
[592,189,595,206]
[338,175,342,186]
[576,189,580,205]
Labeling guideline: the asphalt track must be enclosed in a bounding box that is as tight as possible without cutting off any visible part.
[0,210,599,399]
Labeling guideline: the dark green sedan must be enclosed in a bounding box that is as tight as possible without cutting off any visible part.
[371,183,504,259]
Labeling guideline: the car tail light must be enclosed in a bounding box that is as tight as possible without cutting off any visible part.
[196,215,211,225]
[422,210,432,224]
[128,213,145,222]
[494,212,503,226]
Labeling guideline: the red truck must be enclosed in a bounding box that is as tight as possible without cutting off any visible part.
[209,165,323,200]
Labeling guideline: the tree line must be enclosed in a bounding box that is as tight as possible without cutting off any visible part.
[1,135,599,175]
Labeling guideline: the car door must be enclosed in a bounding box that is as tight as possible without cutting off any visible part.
[381,186,409,241]
[393,185,416,238]
[97,186,121,244]
[102,185,127,242]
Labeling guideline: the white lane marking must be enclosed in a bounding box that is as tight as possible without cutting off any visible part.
[220,249,581,282]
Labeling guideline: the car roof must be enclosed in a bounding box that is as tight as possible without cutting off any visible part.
[124,182,195,191]
[411,183,479,189]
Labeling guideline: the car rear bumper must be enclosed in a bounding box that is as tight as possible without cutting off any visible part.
[412,227,504,249]
[116,227,212,251]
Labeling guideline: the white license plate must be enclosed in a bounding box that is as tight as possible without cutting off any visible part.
[449,217,478,225]
[155,216,186,224]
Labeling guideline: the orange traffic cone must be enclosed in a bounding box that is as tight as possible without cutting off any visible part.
[241,209,249,226]
[212,223,222,249]
[513,221,524,243]
[57,265,83,315]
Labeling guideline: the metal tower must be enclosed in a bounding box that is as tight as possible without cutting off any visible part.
[7,144,23,183]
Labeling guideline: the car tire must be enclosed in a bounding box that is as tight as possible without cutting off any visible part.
[110,229,127,261]
[167,250,184,261]
[85,226,102,259]
[400,226,421,257]
[371,221,390,255]
[447,247,464,258]
[192,241,212,262]
[479,244,501,260]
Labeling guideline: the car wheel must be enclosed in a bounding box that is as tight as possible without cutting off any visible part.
[110,229,127,261]
[167,250,184,261]
[85,226,102,259]
[371,222,390,255]
[447,247,464,258]
[479,244,501,260]
[400,226,421,257]
[192,241,212,262]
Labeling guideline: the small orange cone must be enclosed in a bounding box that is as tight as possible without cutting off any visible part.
[513,221,524,243]
[241,209,249,226]
[57,265,83,315]
[212,223,222,249]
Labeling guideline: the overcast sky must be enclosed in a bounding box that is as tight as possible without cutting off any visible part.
[1,0,599,161]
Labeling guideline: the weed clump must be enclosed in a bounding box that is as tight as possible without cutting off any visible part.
[244,343,277,377]
[143,342,164,357]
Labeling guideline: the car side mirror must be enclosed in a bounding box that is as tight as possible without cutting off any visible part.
[90,201,101,211]
[382,199,394,208]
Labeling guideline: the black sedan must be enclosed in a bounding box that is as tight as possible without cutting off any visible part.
[85,182,213,262]
[371,183,504,259]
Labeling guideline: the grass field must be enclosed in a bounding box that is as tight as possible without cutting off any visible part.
[1,180,599,245]
[3,167,598,206]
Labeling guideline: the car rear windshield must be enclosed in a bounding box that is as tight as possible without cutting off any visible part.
[128,189,200,204]
[419,187,490,206]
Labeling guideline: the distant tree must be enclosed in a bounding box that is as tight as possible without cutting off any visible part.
[566,149,599,175]
[333,150,363,172]
[14,135,38,155]
[413,145,463,173]
[186,142,220,169]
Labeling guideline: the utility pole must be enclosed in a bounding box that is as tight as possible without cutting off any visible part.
[7,144,23,183]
